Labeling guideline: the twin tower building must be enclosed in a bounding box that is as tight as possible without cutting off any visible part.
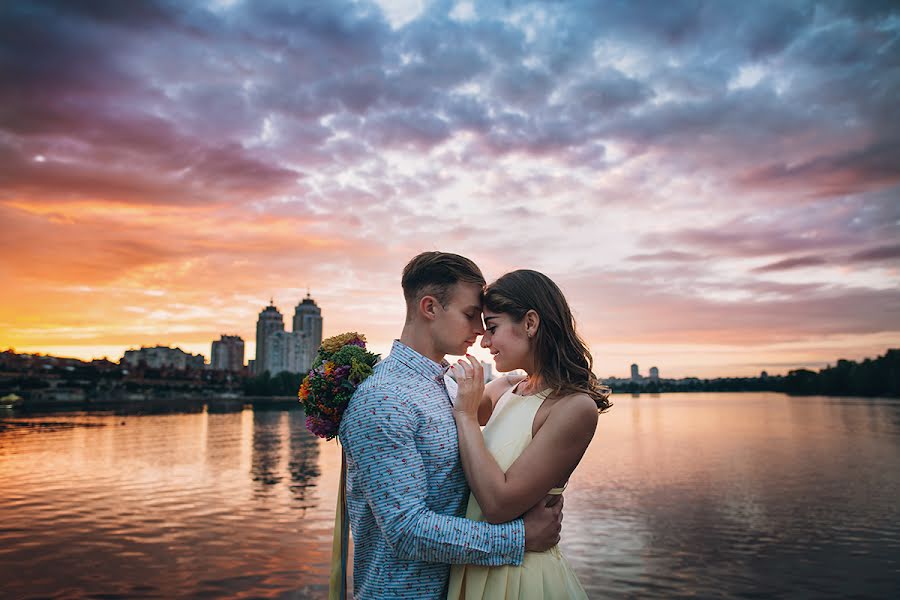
[251,293,323,376]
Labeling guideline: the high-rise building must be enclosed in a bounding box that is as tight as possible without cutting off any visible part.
[254,300,285,375]
[649,366,659,382]
[293,292,323,353]
[630,363,640,382]
[264,331,315,375]
[211,335,245,372]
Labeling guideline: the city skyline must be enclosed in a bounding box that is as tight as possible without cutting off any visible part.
[1,1,898,378]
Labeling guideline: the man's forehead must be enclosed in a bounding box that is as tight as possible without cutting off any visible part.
[450,281,485,304]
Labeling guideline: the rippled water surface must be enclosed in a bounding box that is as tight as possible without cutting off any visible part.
[2,393,900,599]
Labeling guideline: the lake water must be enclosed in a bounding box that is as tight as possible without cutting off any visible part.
[2,393,899,599]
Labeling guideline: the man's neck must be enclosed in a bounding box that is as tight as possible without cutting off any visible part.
[399,323,445,364]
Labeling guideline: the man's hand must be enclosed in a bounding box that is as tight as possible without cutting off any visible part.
[523,494,563,552]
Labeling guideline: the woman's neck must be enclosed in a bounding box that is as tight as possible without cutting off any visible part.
[518,372,546,395]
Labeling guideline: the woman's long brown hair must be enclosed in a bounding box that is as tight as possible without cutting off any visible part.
[484,270,612,412]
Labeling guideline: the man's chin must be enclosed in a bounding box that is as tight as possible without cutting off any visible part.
[452,344,473,357]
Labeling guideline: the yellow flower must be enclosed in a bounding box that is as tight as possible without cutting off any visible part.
[319,332,367,354]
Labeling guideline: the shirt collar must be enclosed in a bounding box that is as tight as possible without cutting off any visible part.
[389,340,450,384]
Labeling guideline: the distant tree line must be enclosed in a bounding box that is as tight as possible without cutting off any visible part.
[608,377,781,394]
[5,348,898,402]
[607,349,899,398]
[782,349,899,397]
[242,371,305,397]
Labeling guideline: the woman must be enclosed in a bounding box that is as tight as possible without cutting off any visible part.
[447,269,611,600]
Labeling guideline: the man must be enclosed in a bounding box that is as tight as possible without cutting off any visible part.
[339,252,563,599]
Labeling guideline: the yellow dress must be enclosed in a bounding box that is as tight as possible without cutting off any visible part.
[446,387,588,600]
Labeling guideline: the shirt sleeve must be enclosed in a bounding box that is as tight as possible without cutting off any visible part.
[340,385,524,566]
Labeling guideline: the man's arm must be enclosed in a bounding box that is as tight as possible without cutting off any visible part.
[341,386,524,566]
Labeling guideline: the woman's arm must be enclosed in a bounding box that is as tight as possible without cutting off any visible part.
[451,358,599,524]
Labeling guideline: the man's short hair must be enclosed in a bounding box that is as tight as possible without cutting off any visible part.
[401,252,485,311]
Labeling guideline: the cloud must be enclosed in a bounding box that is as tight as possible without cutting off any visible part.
[568,69,656,114]
[2,0,899,375]
[628,251,704,263]
[742,140,900,197]
[563,266,900,346]
[848,244,900,263]
[752,256,828,273]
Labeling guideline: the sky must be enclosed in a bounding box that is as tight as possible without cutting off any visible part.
[1,0,898,378]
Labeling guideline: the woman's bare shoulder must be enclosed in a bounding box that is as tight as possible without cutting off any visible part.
[550,392,599,430]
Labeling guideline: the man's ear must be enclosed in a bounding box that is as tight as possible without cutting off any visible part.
[419,295,441,321]
[524,309,540,337]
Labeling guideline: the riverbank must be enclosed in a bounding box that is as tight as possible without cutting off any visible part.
[6,395,300,414]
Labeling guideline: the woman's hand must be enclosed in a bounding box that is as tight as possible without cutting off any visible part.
[450,354,484,421]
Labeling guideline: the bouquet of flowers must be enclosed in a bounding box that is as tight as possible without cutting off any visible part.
[298,332,380,440]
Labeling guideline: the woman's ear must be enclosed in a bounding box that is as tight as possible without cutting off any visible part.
[525,309,540,338]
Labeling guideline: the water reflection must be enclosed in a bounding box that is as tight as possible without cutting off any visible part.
[205,410,243,475]
[288,410,321,506]
[251,410,284,488]
[1,396,899,599]
[564,394,900,599]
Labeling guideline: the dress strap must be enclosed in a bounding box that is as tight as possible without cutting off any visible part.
[510,378,551,400]
[548,481,568,495]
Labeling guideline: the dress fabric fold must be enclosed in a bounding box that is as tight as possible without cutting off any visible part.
[446,388,589,600]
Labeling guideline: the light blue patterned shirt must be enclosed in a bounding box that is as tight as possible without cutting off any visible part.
[339,340,525,599]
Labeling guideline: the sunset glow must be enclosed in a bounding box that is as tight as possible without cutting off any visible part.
[2,1,898,377]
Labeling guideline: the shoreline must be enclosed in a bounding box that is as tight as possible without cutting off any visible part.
[3,395,300,415]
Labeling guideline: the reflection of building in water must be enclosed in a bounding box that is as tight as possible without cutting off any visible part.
[288,411,321,505]
[211,335,245,372]
[250,410,321,502]
[251,411,283,489]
